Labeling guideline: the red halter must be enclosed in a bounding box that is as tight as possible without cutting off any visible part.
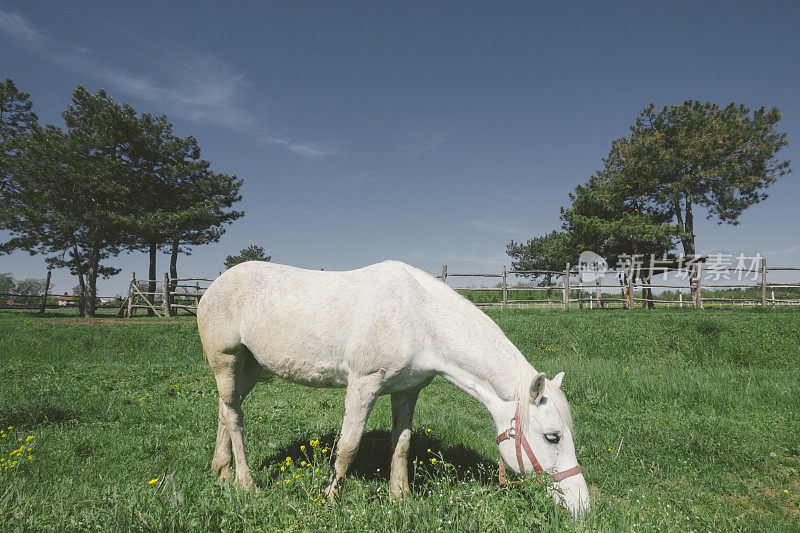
[496,404,582,484]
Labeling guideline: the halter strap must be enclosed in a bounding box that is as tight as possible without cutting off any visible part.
[496,404,582,485]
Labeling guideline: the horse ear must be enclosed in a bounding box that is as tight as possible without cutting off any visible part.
[530,372,547,399]
[551,371,565,389]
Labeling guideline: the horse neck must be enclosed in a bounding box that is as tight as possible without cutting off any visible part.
[429,309,537,430]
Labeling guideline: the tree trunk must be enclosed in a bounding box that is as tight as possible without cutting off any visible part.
[72,241,87,317]
[682,192,695,256]
[86,240,100,317]
[680,192,699,304]
[169,234,179,316]
[147,242,157,317]
[641,276,654,309]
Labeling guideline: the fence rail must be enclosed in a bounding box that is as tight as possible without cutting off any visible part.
[437,258,800,309]
[118,272,213,318]
[3,258,798,318]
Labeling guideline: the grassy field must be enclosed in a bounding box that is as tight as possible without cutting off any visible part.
[0,308,798,531]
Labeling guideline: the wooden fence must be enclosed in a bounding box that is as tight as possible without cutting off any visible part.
[437,260,800,309]
[3,259,798,317]
[118,272,214,317]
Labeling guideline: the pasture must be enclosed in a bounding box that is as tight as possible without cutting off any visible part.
[0,309,798,531]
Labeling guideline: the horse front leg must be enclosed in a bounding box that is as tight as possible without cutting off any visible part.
[324,372,383,500]
[389,387,421,499]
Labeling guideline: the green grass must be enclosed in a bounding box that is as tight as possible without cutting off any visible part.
[0,309,798,531]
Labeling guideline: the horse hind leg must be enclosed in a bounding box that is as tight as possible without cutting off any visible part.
[389,386,422,499]
[208,344,263,489]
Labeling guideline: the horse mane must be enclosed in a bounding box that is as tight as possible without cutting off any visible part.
[545,381,574,433]
[388,261,561,433]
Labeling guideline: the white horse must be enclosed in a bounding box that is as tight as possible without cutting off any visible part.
[197,261,589,515]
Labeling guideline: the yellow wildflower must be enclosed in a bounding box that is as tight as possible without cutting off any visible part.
[148,478,158,485]
[301,461,307,466]
[300,445,305,451]
[431,458,437,463]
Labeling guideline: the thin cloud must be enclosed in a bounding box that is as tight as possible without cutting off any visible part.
[0,8,332,160]
[260,136,339,160]
[0,10,48,49]
[465,215,521,235]
[398,132,446,156]
[764,243,800,255]
[342,170,376,184]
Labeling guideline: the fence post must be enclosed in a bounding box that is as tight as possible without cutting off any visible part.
[441,265,447,283]
[39,270,52,314]
[502,266,508,309]
[162,273,170,317]
[563,263,570,309]
[127,272,135,318]
[695,262,704,309]
[679,291,683,308]
[761,258,767,306]
[627,261,634,309]
[595,277,602,309]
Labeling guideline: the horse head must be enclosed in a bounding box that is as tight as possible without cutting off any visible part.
[496,371,590,516]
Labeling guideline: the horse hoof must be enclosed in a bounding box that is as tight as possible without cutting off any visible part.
[324,483,341,501]
[216,466,233,480]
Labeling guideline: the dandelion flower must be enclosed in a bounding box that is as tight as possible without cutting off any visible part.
[148,478,158,485]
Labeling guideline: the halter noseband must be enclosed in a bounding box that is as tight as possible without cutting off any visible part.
[496,403,582,484]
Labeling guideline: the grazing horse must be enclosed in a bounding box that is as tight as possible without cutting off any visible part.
[197,261,589,515]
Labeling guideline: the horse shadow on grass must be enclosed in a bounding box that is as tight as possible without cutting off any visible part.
[255,430,499,487]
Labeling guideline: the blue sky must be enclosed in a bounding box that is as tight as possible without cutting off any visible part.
[1,1,798,295]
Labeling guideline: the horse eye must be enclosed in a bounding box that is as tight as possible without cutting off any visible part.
[544,432,561,444]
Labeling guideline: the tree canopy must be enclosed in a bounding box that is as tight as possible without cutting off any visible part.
[607,101,791,255]
[224,245,271,269]
[509,100,790,282]
[1,79,38,196]
[0,82,244,316]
